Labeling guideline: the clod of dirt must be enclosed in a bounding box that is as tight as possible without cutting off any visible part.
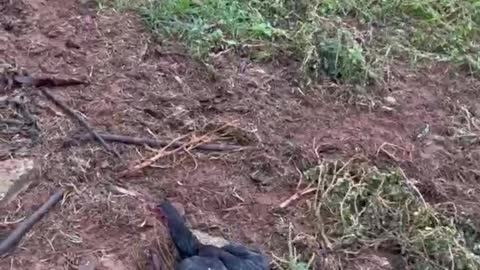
[0,158,35,204]
[65,39,81,49]
[249,171,273,186]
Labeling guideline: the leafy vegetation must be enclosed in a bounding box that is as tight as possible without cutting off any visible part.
[304,161,480,269]
[127,0,480,86]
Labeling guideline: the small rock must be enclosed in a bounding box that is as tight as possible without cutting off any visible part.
[384,96,397,105]
[249,171,272,186]
[171,203,228,247]
[0,158,35,204]
[192,230,229,247]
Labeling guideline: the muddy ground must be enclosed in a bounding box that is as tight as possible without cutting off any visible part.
[1,0,480,269]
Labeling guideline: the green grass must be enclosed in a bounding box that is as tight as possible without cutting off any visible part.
[139,0,282,57]
[304,161,480,269]
[102,0,480,85]
[136,0,376,85]
[315,0,480,79]
[128,0,480,86]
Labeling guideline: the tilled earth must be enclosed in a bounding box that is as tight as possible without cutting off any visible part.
[2,0,480,269]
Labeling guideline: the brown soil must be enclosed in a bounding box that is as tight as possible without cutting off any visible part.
[1,0,480,269]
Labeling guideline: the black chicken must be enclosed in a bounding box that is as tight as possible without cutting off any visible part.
[153,201,268,270]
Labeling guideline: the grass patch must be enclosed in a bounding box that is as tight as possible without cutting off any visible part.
[303,161,480,269]
[103,0,480,85]
[139,0,282,57]
[320,0,480,69]
[131,0,480,86]
[137,0,377,85]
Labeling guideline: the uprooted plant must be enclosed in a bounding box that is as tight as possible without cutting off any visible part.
[302,161,480,269]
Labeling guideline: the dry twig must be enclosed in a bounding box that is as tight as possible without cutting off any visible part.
[39,88,120,158]
[71,132,248,151]
[118,134,189,176]
[107,184,154,204]
[119,123,233,176]
[0,190,64,256]
[279,187,317,208]
[376,142,413,162]
[14,75,87,88]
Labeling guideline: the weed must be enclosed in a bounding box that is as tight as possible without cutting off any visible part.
[304,161,480,269]
[272,223,315,270]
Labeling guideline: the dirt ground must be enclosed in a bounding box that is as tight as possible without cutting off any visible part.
[2,0,480,269]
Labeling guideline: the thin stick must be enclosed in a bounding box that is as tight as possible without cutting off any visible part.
[0,190,64,256]
[13,75,87,88]
[71,133,247,152]
[107,184,146,200]
[118,134,190,176]
[279,187,317,208]
[120,123,233,176]
[39,89,120,158]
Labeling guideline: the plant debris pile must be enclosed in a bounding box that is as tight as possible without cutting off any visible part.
[307,161,480,269]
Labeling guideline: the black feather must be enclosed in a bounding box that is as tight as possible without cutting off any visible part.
[223,243,258,257]
[176,256,228,270]
[158,202,201,258]
[158,201,268,270]
[221,243,268,270]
